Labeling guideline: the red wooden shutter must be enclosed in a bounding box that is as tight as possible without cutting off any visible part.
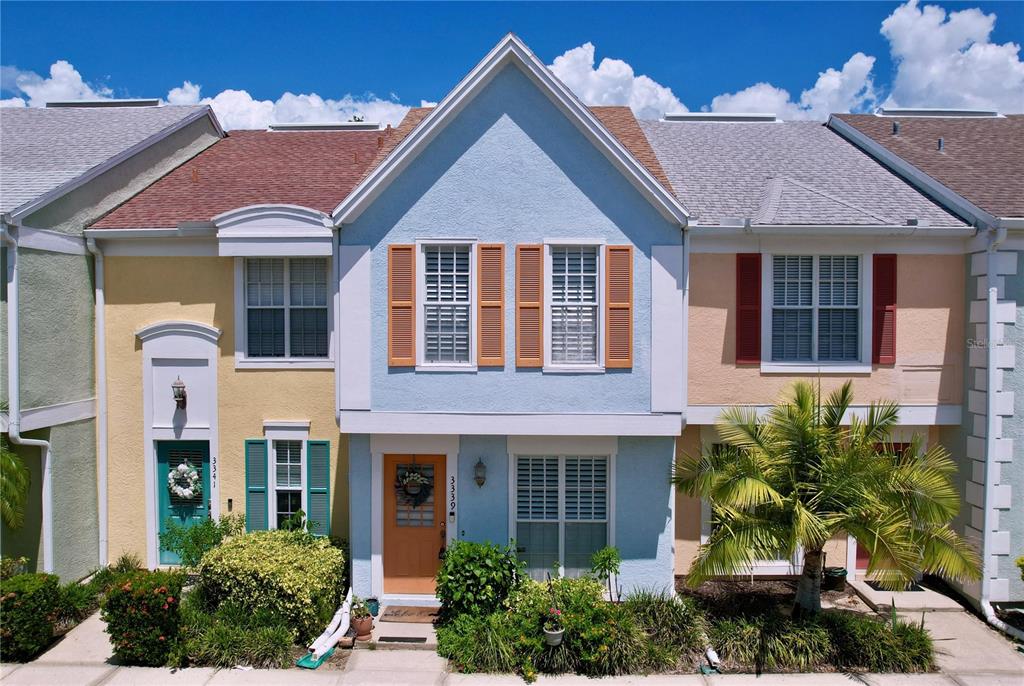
[388,245,416,366]
[872,254,897,365]
[735,253,761,364]
[478,243,505,366]
[605,245,633,368]
[516,245,543,367]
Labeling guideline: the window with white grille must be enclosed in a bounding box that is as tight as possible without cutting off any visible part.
[550,246,599,364]
[273,440,303,528]
[771,255,859,362]
[515,454,609,580]
[423,245,471,363]
[246,258,329,358]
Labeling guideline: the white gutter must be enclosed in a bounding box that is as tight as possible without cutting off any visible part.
[979,226,1024,641]
[86,238,108,567]
[680,228,690,430]
[1,221,55,573]
[333,231,343,429]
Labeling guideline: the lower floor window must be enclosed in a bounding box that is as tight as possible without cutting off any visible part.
[274,440,303,528]
[514,454,609,580]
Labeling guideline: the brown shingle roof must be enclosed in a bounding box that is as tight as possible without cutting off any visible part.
[92,129,382,228]
[834,114,1024,218]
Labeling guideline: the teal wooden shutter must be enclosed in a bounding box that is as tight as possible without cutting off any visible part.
[306,440,331,536]
[245,439,269,531]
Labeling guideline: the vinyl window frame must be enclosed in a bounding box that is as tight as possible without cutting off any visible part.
[268,438,306,530]
[415,239,478,372]
[234,257,335,369]
[761,250,873,374]
[543,239,606,373]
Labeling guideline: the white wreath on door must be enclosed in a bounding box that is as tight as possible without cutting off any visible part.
[167,462,202,500]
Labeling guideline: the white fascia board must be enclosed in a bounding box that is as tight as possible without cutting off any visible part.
[687,404,961,426]
[16,226,88,255]
[688,224,974,237]
[10,106,224,222]
[827,116,997,230]
[339,411,684,436]
[332,34,688,227]
[84,227,216,239]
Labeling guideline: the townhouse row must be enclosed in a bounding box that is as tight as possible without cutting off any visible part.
[2,35,1020,611]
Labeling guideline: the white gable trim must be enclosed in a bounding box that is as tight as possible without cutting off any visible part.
[331,34,688,227]
[213,204,334,256]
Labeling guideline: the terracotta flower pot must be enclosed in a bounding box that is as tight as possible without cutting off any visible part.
[352,615,373,641]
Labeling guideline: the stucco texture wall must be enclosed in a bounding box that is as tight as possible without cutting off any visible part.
[340,64,681,415]
[688,253,964,407]
[103,256,347,563]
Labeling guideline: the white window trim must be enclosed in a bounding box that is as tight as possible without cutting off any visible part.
[543,239,606,373]
[508,437,616,578]
[760,250,873,374]
[415,239,478,372]
[267,435,308,531]
[233,257,335,370]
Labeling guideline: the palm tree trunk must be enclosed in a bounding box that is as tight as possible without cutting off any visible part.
[792,548,824,617]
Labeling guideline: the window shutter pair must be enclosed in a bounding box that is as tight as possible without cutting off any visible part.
[733,253,898,365]
[516,245,633,368]
[388,244,505,367]
[243,439,330,536]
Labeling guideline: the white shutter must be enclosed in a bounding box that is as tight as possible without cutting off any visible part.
[565,457,607,521]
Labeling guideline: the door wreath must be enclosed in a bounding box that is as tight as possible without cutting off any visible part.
[167,462,202,500]
[397,468,432,507]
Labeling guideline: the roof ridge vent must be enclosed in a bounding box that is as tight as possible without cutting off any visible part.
[268,121,382,131]
[46,99,161,108]
[664,112,778,123]
[875,107,1000,118]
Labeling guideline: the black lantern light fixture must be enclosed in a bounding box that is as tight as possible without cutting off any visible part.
[171,376,187,410]
[474,458,487,488]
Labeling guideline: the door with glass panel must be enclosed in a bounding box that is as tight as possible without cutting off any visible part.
[383,455,446,594]
[515,455,609,580]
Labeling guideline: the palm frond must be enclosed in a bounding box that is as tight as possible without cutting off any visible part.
[916,524,982,583]
[0,437,31,530]
[821,381,853,430]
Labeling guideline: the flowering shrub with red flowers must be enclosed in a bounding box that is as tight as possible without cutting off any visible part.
[101,570,184,666]
[543,607,563,632]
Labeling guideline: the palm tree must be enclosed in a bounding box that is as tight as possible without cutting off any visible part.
[1,434,31,529]
[673,380,980,616]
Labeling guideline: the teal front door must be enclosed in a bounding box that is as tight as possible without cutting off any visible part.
[157,441,211,564]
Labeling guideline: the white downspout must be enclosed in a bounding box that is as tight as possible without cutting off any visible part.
[1,221,54,574]
[86,238,108,567]
[979,226,1024,640]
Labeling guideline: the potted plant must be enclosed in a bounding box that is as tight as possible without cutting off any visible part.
[822,566,848,591]
[543,606,564,646]
[399,470,430,496]
[351,596,373,641]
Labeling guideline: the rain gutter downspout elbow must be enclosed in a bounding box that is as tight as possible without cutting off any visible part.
[1,221,55,574]
[979,226,1024,640]
[86,237,108,567]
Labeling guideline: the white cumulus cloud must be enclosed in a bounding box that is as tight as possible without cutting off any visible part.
[548,42,686,120]
[1,60,111,107]
[880,0,1024,112]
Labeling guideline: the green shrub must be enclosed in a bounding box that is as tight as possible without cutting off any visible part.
[196,530,344,642]
[111,552,144,574]
[158,514,245,567]
[55,580,101,627]
[623,589,707,657]
[101,570,184,666]
[0,556,29,580]
[590,546,622,601]
[821,611,933,672]
[438,612,519,674]
[0,573,59,661]
[169,596,294,669]
[436,540,524,619]
[710,614,832,671]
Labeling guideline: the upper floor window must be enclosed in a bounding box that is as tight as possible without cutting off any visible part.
[771,255,859,363]
[245,257,328,358]
[550,246,599,365]
[423,245,471,364]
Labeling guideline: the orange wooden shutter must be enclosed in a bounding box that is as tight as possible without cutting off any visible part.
[477,243,505,366]
[605,245,633,368]
[516,245,543,367]
[388,244,416,366]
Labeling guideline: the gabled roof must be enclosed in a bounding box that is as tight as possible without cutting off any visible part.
[830,114,1024,221]
[91,129,382,229]
[332,34,688,226]
[0,104,221,219]
[640,119,966,228]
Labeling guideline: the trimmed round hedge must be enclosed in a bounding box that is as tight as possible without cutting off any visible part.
[196,531,345,642]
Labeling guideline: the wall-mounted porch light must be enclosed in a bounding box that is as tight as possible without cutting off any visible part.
[171,376,187,410]
[474,458,487,488]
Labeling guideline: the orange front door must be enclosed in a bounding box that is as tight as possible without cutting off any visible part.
[383,455,446,594]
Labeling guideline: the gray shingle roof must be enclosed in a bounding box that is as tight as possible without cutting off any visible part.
[0,105,209,216]
[639,120,966,228]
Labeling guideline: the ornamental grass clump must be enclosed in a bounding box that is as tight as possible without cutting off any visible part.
[101,570,184,666]
[0,572,60,661]
[196,530,344,642]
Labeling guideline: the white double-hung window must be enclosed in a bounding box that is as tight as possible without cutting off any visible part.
[245,257,329,359]
[770,255,861,363]
[515,454,609,580]
[421,244,472,365]
[549,246,600,365]
[272,439,304,529]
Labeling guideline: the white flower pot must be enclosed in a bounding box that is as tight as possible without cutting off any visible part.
[544,628,564,646]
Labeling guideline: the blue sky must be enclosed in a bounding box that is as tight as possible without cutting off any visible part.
[2,1,1022,127]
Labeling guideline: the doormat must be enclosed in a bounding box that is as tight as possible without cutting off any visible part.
[380,606,439,623]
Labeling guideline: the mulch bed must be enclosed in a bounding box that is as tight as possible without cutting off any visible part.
[676,577,861,616]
